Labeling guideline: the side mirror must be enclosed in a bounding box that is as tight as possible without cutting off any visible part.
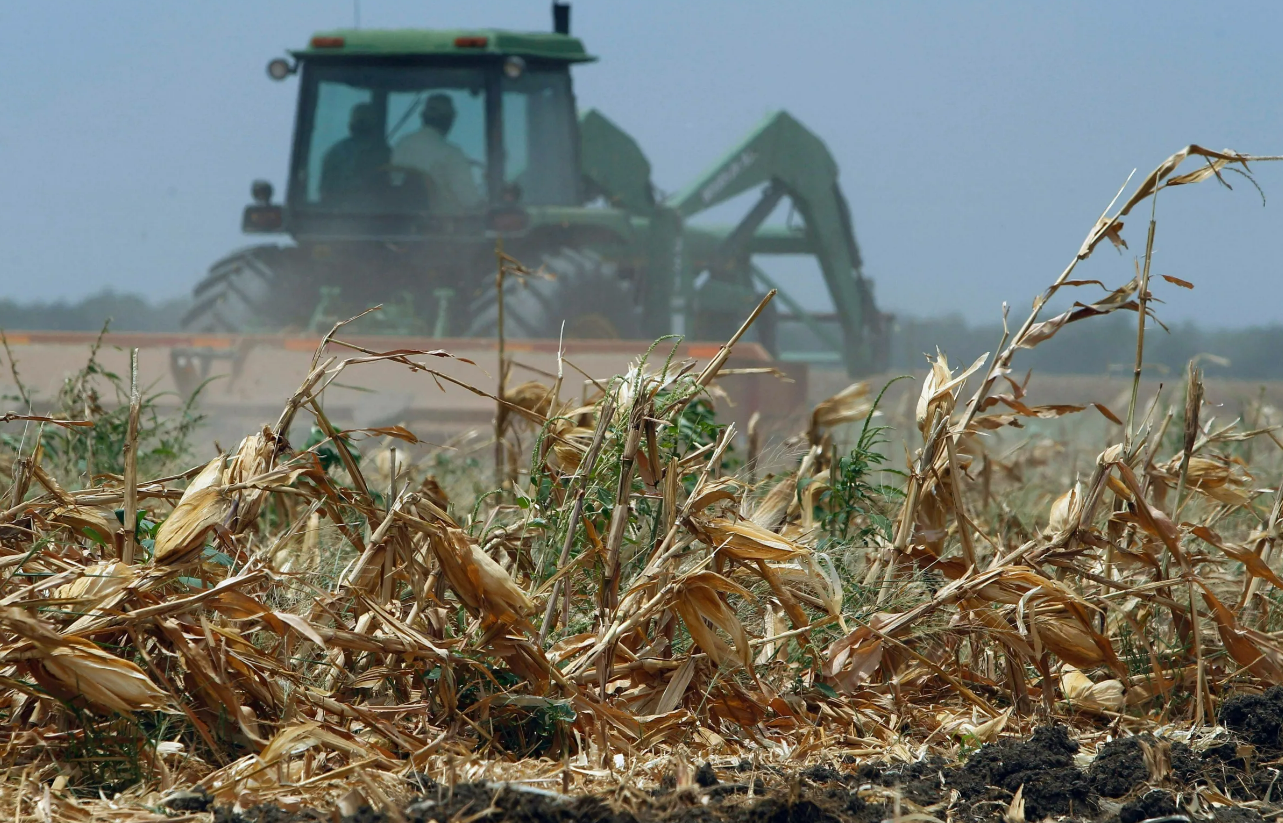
[243,205,284,233]
[245,180,284,233]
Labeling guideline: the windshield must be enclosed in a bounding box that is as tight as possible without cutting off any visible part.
[292,61,581,216]
[295,63,490,215]
[501,69,578,206]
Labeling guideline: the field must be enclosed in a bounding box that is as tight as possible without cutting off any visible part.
[0,145,1281,823]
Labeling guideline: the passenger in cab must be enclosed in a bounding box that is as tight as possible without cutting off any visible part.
[392,93,484,213]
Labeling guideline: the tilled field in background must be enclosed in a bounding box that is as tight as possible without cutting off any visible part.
[0,145,1281,823]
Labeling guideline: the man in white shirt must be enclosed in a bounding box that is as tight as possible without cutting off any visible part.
[392,93,484,213]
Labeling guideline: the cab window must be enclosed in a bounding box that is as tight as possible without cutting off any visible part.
[501,69,578,206]
[298,64,488,214]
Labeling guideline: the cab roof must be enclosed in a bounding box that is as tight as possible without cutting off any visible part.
[296,28,595,63]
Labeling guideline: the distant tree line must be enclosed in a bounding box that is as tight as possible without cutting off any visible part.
[0,291,1279,379]
[0,291,189,333]
[891,313,1283,380]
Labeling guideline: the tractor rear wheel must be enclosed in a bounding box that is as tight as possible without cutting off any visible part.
[181,245,314,333]
[466,249,642,340]
[174,245,318,397]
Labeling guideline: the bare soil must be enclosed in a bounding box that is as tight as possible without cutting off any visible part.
[197,702,1283,823]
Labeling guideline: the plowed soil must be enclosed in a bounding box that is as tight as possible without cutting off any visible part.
[202,692,1283,823]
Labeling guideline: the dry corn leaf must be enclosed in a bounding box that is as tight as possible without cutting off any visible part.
[1048,483,1081,533]
[1190,525,1283,590]
[916,351,987,433]
[1155,453,1253,506]
[1005,785,1026,823]
[690,515,809,561]
[40,637,169,714]
[0,611,167,714]
[824,616,894,693]
[945,707,1013,744]
[55,561,132,604]
[811,381,873,431]
[671,571,754,670]
[546,632,597,665]
[1096,146,1255,246]
[275,612,327,648]
[430,527,533,625]
[1059,665,1124,714]
[1199,584,1283,682]
[687,478,743,514]
[751,473,796,530]
[258,720,379,765]
[506,380,557,419]
[50,505,121,543]
[1112,462,1185,564]
[770,553,843,618]
[344,425,420,444]
[1018,278,1142,349]
[654,658,698,715]
[967,707,1013,743]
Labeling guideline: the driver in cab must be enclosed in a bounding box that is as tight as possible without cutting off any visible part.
[392,93,484,213]
[319,102,390,205]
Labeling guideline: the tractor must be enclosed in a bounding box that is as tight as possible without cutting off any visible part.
[179,5,890,381]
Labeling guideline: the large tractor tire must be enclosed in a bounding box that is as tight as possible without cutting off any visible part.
[173,245,314,397]
[181,245,311,334]
[466,249,642,340]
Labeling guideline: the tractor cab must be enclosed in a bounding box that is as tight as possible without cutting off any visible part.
[246,27,594,239]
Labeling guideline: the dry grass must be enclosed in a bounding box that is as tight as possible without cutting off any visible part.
[0,144,1280,820]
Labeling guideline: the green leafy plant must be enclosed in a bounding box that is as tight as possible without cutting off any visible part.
[815,383,903,543]
[1,327,206,487]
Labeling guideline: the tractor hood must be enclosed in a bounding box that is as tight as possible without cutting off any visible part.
[296,28,596,63]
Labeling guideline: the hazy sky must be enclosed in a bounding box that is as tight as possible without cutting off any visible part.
[2,1,1281,327]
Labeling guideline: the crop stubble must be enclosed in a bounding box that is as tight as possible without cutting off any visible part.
[0,145,1281,821]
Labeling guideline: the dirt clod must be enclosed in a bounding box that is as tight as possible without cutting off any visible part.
[950,725,1093,820]
[800,764,845,785]
[854,757,949,807]
[1087,735,1200,798]
[1117,788,1177,823]
[214,805,327,823]
[342,806,389,823]
[1089,737,1151,798]
[162,788,212,812]
[1220,687,1283,752]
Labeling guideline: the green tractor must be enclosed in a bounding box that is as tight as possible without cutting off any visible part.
[181,5,889,376]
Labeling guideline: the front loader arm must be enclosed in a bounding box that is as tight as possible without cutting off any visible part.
[668,111,884,375]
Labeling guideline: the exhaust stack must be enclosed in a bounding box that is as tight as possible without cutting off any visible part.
[552,3,570,35]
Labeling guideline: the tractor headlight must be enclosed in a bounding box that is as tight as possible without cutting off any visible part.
[266,58,295,81]
[503,56,526,79]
